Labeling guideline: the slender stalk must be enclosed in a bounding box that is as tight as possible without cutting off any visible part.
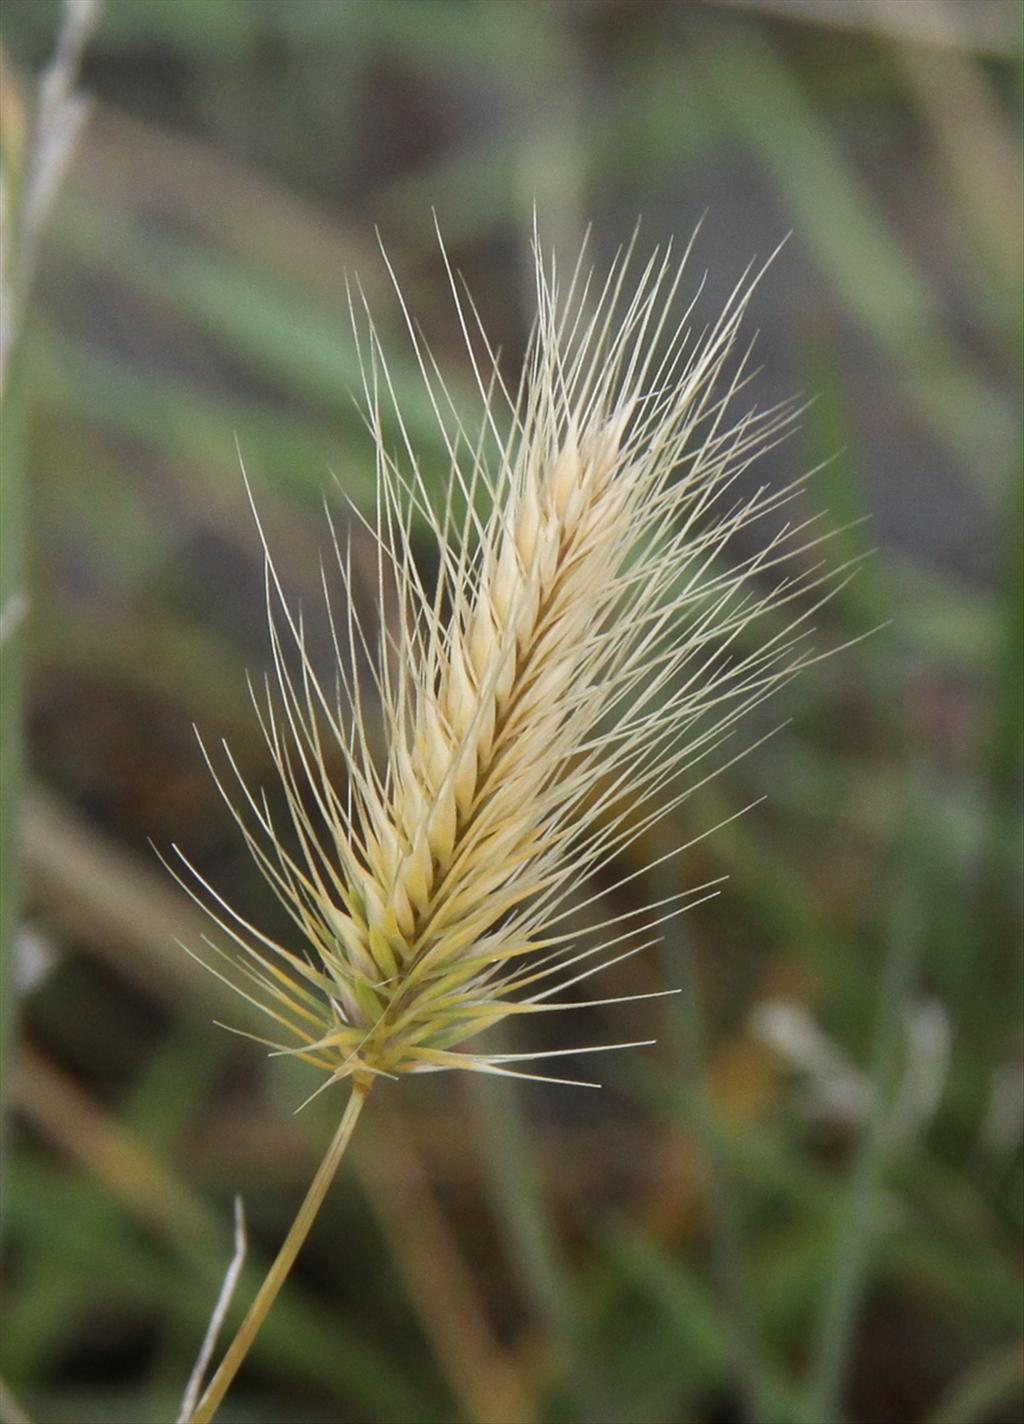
[0,0,100,1215]
[472,1068,601,1420]
[659,909,771,1424]
[0,344,27,1131]
[189,1080,371,1424]
[178,1197,248,1424]
[804,820,925,1423]
[925,1344,1024,1424]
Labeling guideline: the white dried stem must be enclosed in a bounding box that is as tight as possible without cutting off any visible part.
[177,1197,247,1424]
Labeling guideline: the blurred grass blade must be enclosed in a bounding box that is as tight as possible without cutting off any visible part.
[606,1222,810,1424]
[0,0,100,1163]
[471,1073,598,1420]
[700,21,1013,489]
[657,904,771,1424]
[804,784,928,1421]
[925,1342,1024,1424]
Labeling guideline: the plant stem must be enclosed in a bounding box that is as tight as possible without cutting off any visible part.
[0,341,27,1135]
[1,0,100,1212]
[189,1080,371,1424]
[804,844,925,1422]
[660,916,771,1424]
[471,1068,598,1420]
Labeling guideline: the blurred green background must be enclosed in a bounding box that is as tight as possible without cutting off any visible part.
[1,1,1021,1422]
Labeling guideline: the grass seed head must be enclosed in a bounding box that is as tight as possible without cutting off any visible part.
[171,229,840,1094]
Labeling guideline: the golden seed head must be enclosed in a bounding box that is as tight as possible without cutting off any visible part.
[170,230,839,1093]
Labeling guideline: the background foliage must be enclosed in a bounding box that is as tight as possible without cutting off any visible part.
[2,2,1021,1422]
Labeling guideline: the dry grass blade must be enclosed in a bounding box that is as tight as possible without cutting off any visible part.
[0,0,102,392]
[177,1199,247,1424]
[357,1101,537,1424]
[0,1377,36,1424]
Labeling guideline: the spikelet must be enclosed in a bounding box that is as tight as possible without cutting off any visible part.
[168,230,842,1093]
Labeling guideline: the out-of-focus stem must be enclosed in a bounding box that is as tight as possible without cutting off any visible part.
[0,0,100,1173]
[660,914,772,1424]
[805,833,925,1422]
[0,349,27,1097]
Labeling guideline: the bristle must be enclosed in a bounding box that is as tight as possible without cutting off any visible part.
[176,233,838,1089]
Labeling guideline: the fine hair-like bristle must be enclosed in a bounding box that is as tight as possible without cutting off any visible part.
[168,228,846,1094]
